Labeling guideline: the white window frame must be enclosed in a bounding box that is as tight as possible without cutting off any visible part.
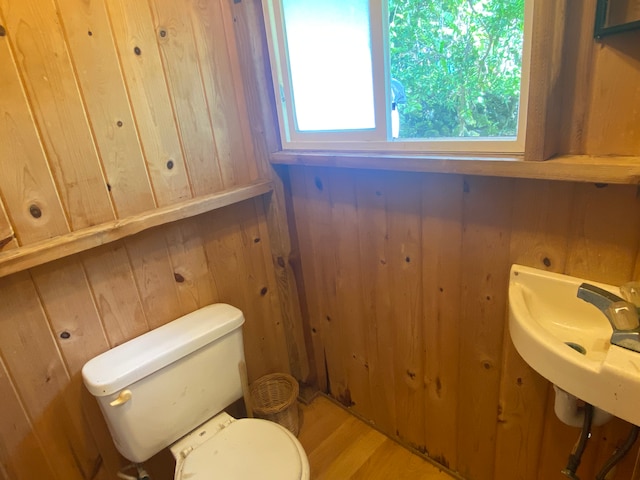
[263,0,534,154]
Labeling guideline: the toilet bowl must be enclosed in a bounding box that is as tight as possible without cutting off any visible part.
[82,304,309,479]
[171,412,309,479]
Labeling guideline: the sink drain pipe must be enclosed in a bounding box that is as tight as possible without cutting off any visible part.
[595,425,640,480]
[553,385,612,428]
[561,402,594,480]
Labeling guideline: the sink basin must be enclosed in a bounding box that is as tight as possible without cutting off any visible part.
[509,264,640,426]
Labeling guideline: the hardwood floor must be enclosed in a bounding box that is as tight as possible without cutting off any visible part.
[298,395,458,480]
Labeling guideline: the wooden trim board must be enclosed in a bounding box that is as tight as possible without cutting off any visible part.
[271,151,640,185]
[0,180,273,278]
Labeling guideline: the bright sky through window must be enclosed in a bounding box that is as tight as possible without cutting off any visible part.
[283,0,376,131]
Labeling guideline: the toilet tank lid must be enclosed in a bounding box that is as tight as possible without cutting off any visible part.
[82,304,244,397]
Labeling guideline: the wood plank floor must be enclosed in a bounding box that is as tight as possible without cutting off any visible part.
[298,395,457,480]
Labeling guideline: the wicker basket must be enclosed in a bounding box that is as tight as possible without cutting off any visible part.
[250,373,300,436]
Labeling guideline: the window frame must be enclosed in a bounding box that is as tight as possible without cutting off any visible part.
[262,0,534,154]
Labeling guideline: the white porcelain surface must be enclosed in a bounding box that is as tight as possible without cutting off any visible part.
[83,304,246,463]
[83,303,244,396]
[509,264,640,426]
[172,413,309,480]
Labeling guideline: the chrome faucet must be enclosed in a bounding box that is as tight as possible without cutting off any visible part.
[577,283,640,353]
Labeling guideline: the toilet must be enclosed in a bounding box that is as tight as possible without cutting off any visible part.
[82,303,310,480]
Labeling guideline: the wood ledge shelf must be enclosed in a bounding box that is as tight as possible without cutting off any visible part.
[270,151,640,185]
[0,180,274,278]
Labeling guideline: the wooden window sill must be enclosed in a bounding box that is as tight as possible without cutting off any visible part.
[270,151,640,185]
[0,180,273,278]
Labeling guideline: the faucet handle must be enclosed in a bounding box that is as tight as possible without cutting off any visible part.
[606,301,640,331]
[621,282,640,308]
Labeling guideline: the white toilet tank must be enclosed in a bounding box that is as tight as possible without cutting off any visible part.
[82,304,245,463]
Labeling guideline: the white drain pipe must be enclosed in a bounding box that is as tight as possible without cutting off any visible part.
[553,385,613,427]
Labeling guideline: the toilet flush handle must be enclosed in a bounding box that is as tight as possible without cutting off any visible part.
[110,389,132,407]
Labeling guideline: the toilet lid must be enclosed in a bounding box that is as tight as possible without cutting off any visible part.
[176,418,304,480]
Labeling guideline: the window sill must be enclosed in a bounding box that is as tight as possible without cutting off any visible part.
[270,151,640,185]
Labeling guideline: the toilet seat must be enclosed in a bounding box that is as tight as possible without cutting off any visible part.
[173,415,309,480]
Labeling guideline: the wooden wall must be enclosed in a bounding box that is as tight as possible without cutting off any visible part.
[0,0,298,479]
[560,0,640,156]
[2,0,640,479]
[0,200,290,480]
[281,1,640,479]
[0,0,259,248]
[288,168,640,480]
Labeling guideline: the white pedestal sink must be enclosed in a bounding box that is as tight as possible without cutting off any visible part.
[509,264,640,427]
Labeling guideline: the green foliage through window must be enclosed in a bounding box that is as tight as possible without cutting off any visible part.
[389,0,525,139]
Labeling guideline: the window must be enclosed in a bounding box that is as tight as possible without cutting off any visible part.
[263,0,533,153]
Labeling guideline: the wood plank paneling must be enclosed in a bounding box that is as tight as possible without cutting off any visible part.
[0,0,639,478]
[0,199,17,253]
[56,0,156,217]
[0,26,70,244]
[82,242,149,347]
[31,258,121,478]
[298,168,349,398]
[199,201,291,381]
[149,0,224,195]
[354,170,396,434]
[0,203,294,480]
[164,218,218,312]
[585,32,640,156]
[222,0,262,181]
[421,174,464,470]
[565,183,640,284]
[561,181,640,479]
[457,176,513,480]
[0,0,280,267]
[0,272,92,480]
[0,1,294,479]
[230,0,309,382]
[289,169,640,480]
[189,0,253,186]
[289,167,328,390]
[385,173,424,450]
[31,259,110,373]
[125,230,184,329]
[524,0,567,161]
[494,180,574,480]
[0,457,7,480]
[105,0,193,206]
[592,417,640,480]
[558,0,596,154]
[0,0,113,230]
[256,187,311,381]
[329,170,373,419]
[239,199,292,375]
[0,357,56,480]
[560,0,640,157]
